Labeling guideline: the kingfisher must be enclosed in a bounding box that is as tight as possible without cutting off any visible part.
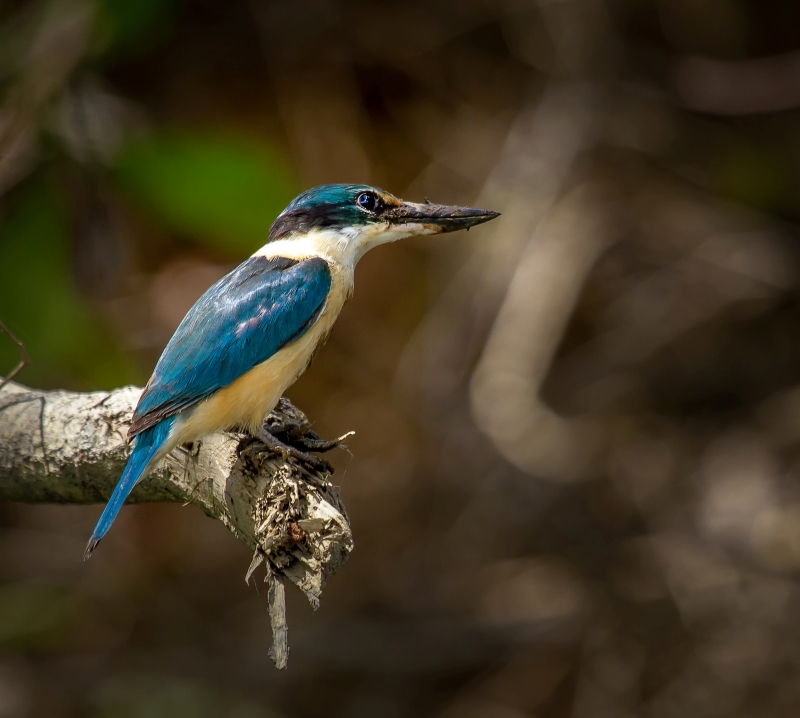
[85,184,499,558]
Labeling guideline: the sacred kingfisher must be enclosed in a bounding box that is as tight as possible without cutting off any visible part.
[85,184,499,558]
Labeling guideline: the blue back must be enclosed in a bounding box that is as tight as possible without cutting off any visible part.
[130,255,332,436]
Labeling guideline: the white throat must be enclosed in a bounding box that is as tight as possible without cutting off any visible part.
[252,223,416,273]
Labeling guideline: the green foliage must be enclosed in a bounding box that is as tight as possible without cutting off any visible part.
[94,0,176,61]
[112,133,297,256]
[0,179,138,390]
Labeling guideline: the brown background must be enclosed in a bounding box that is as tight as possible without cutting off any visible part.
[3,0,800,716]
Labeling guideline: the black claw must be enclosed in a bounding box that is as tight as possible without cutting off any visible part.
[236,435,262,457]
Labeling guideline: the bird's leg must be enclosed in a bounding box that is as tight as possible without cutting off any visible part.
[246,399,354,472]
[252,425,334,475]
[294,430,346,453]
[263,402,352,453]
[263,414,310,441]
[267,420,347,453]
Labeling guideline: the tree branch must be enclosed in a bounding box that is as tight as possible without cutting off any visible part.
[0,380,353,669]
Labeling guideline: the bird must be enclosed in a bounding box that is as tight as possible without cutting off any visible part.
[84,184,499,558]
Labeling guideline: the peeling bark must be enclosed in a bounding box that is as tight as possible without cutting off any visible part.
[0,381,353,669]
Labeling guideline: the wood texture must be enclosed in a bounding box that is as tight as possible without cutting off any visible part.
[0,381,353,669]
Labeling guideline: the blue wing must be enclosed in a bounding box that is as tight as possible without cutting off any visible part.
[129,255,332,437]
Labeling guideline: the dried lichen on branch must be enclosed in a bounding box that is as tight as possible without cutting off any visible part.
[0,381,353,669]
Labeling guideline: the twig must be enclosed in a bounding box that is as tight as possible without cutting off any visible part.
[267,566,289,669]
[0,319,29,392]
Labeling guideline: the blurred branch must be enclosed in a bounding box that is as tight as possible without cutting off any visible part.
[0,320,29,392]
[0,381,353,670]
[674,51,800,115]
[470,182,615,481]
[400,0,612,461]
[0,0,95,196]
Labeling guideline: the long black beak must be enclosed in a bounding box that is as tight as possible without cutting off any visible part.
[385,200,500,233]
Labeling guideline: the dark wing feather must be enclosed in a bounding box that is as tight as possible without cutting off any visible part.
[129,255,332,438]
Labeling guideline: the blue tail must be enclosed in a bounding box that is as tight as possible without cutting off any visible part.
[84,417,175,559]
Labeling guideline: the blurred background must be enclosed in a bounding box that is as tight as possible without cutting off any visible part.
[3,0,800,715]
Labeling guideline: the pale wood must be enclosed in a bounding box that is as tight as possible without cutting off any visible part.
[0,380,353,669]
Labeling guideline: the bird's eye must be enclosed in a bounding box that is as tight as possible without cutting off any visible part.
[356,192,378,212]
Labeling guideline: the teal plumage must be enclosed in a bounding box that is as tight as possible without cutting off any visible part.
[131,256,331,436]
[85,183,499,558]
[85,255,331,556]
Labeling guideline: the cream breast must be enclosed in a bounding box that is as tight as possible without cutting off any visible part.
[168,231,355,446]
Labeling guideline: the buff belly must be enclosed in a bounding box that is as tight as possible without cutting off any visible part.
[166,316,334,449]
[163,234,354,450]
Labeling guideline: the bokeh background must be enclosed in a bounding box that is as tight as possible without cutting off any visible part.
[3,0,800,715]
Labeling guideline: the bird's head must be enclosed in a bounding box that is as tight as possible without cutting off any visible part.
[267,184,499,262]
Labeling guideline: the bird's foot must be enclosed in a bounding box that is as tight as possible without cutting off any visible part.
[263,399,354,455]
[240,398,354,474]
[267,420,351,453]
[250,427,335,475]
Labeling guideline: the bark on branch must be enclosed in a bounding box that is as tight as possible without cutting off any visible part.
[0,381,353,669]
